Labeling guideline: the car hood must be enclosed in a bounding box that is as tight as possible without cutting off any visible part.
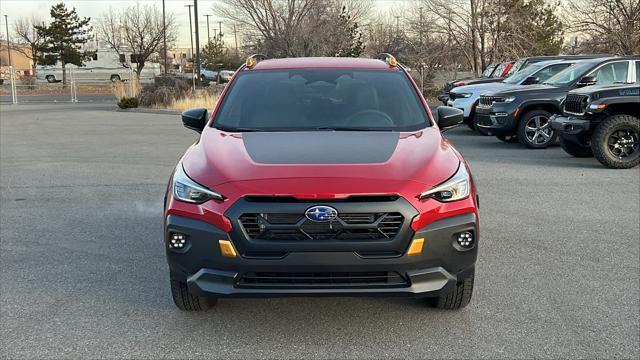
[452,82,520,95]
[482,84,565,97]
[181,128,461,197]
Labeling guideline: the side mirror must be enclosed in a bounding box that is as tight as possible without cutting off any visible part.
[181,108,208,133]
[522,76,539,85]
[576,76,597,87]
[436,106,463,130]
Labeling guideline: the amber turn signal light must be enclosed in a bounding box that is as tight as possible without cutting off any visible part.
[407,238,424,256]
[219,240,238,258]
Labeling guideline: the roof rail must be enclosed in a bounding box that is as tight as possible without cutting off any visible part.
[377,53,399,67]
[245,54,268,69]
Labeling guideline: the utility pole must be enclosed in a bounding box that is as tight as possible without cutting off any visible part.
[162,0,168,75]
[4,15,12,68]
[185,4,195,90]
[394,15,400,36]
[193,0,201,87]
[233,24,239,57]
[213,29,217,40]
[204,14,212,42]
[218,21,223,39]
[419,7,423,48]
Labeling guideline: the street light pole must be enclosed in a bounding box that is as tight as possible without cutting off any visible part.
[218,21,222,39]
[193,0,201,87]
[162,0,168,75]
[204,14,212,42]
[4,15,13,68]
[185,4,194,90]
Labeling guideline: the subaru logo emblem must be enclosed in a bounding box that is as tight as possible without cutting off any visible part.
[305,205,338,222]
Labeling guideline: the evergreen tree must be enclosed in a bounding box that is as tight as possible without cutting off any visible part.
[35,3,93,85]
[333,6,365,57]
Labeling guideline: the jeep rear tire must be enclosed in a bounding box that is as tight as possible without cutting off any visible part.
[428,269,474,310]
[170,274,218,311]
[560,137,593,157]
[517,109,557,148]
[46,75,57,83]
[591,114,640,169]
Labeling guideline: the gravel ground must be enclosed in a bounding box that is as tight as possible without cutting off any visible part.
[1,103,638,359]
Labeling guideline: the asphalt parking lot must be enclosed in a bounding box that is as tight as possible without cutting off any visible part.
[1,103,638,359]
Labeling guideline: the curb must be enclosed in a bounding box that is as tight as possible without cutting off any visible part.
[115,107,181,115]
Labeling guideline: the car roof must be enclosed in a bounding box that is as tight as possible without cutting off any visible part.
[249,57,394,71]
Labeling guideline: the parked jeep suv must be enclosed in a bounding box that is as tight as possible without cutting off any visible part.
[164,56,479,311]
[550,83,639,168]
[475,56,639,148]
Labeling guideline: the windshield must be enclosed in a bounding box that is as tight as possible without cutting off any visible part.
[212,69,430,132]
[544,61,594,85]
[506,59,527,77]
[482,65,496,77]
[503,64,544,84]
[492,63,507,78]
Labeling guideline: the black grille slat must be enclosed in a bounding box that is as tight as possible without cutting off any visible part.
[238,212,404,241]
[564,94,589,114]
[237,271,408,288]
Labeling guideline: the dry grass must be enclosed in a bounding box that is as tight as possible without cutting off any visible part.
[111,79,141,99]
[156,91,220,112]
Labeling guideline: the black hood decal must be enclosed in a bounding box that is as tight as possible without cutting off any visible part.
[243,131,400,164]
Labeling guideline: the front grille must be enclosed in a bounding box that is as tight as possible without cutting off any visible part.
[479,95,497,106]
[564,94,589,114]
[239,212,404,241]
[237,271,408,288]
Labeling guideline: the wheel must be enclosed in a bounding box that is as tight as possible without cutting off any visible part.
[560,137,593,157]
[46,75,57,83]
[591,114,640,169]
[427,269,474,310]
[110,74,121,82]
[200,74,206,81]
[496,134,518,143]
[170,274,218,311]
[517,110,557,148]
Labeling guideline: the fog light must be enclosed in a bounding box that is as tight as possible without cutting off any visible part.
[169,232,187,249]
[456,232,474,248]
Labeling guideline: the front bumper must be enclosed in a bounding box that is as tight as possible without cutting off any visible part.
[474,105,517,136]
[550,114,591,135]
[165,211,478,298]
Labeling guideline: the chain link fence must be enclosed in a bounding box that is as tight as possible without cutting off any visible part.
[0,66,147,104]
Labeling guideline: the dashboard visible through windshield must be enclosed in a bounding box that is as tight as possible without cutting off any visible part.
[212,69,430,132]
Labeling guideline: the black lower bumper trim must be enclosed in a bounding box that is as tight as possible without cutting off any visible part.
[187,267,457,297]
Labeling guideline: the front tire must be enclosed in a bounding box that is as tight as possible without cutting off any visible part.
[110,74,121,82]
[170,274,218,311]
[428,269,474,310]
[560,137,593,157]
[591,114,640,169]
[517,110,557,148]
[46,75,57,83]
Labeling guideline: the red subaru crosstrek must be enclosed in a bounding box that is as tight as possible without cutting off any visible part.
[164,55,478,311]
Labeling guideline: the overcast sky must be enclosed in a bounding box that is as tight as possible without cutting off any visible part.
[1,0,407,48]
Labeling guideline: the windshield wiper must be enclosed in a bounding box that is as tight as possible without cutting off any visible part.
[213,126,262,132]
[313,126,392,131]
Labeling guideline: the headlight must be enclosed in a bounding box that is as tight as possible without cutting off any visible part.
[455,92,472,98]
[495,96,516,103]
[419,163,470,202]
[172,164,224,203]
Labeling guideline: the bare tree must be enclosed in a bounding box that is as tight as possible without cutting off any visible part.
[13,16,45,72]
[96,3,177,76]
[216,0,372,57]
[564,0,640,54]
